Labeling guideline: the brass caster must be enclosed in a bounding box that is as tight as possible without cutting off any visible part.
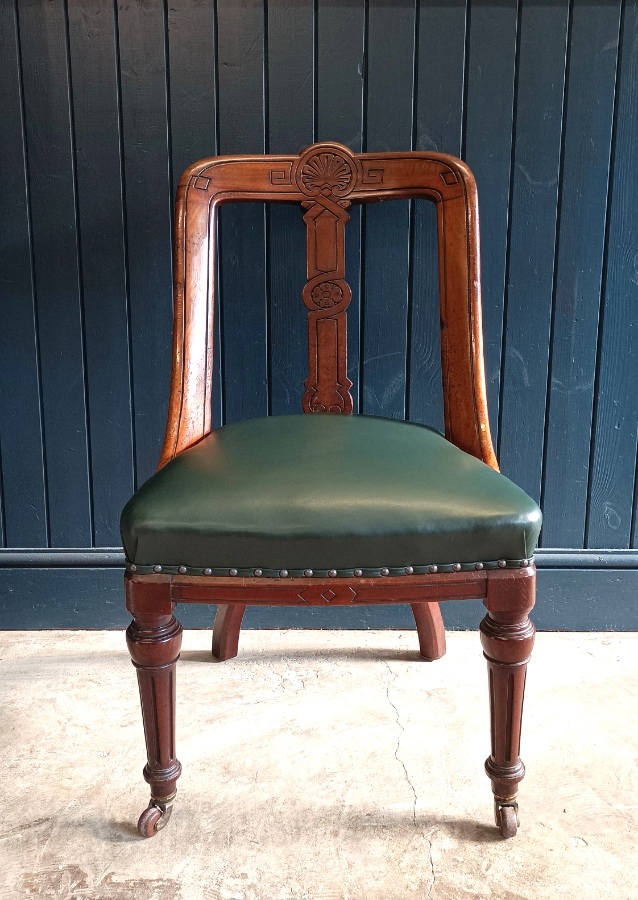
[494,800,519,839]
[137,793,175,837]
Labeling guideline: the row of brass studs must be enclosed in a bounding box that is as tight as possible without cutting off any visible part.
[128,559,532,576]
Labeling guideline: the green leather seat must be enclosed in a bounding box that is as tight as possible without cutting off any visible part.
[121,415,541,578]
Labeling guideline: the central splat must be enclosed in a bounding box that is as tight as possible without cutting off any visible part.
[296,145,356,414]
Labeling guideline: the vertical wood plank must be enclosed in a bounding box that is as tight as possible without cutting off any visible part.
[267,0,314,415]
[0,449,4,545]
[166,1,222,429]
[414,2,466,159]
[217,0,267,424]
[267,0,314,156]
[588,2,638,548]
[0,1,48,547]
[267,205,308,416]
[67,1,135,544]
[17,0,92,546]
[317,0,365,151]
[497,1,569,504]
[463,2,519,443]
[317,0,365,411]
[117,0,174,485]
[362,0,416,419]
[410,1,467,430]
[167,1,218,194]
[542,0,622,546]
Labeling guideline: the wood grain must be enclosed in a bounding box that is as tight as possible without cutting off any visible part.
[18,0,92,546]
[267,1,314,417]
[542,1,623,547]
[0,1,47,547]
[587,3,638,549]
[317,0,365,411]
[68,0,135,545]
[497,1,569,505]
[409,1,468,432]
[118,0,173,486]
[216,0,267,426]
[463,3,518,445]
[361,1,416,420]
[166,0,222,430]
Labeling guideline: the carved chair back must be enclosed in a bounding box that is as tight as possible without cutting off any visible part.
[160,142,497,471]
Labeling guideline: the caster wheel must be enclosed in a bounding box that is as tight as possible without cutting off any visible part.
[494,801,519,839]
[137,798,174,837]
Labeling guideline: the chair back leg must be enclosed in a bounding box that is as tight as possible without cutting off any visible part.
[410,601,446,660]
[212,604,247,661]
[212,602,443,662]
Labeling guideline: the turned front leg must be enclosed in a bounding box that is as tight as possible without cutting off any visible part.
[126,611,183,835]
[480,608,535,836]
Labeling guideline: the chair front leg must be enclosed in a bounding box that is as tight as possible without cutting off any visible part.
[480,607,535,838]
[126,611,183,837]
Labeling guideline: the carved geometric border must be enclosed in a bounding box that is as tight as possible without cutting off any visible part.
[297,585,358,603]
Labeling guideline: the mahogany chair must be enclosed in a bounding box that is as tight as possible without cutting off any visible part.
[121,142,541,840]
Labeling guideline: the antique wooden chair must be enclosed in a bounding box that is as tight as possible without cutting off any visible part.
[121,142,541,840]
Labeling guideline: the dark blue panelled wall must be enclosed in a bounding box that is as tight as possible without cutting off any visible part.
[1,0,638,629]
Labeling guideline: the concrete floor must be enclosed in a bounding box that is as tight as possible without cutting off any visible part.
[1,629,637,900]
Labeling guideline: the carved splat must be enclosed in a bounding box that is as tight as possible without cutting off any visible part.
[296,145,356,413]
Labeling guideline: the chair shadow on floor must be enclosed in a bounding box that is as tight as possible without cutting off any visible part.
[178,646,434,665]
[107,808,502,846]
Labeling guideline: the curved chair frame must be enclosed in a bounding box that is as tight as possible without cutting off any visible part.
[125,143,536,840]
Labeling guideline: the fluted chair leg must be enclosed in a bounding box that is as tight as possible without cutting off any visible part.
[126,611,183,837]
[480,607,535,838]
[410,601,446,660]
[212,604,247,660]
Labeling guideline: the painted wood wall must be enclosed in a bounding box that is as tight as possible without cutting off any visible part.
[1,0,638,629]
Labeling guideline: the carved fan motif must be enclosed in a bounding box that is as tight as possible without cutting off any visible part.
[300,152,354,195]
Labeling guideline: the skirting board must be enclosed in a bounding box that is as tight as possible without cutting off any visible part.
[0,563,636,630]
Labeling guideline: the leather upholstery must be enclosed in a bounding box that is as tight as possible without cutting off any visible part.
[121,415,541,573]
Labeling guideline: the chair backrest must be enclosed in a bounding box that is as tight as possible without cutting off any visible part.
[159,141,498,472]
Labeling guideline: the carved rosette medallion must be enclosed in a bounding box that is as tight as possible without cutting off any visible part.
[310,281,343,309]
[296,145,358,414]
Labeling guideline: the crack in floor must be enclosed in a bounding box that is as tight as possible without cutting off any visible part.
[383,662,417,827]
[424,831,436,899]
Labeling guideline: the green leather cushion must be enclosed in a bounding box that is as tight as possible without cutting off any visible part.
[121,415,541,573]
